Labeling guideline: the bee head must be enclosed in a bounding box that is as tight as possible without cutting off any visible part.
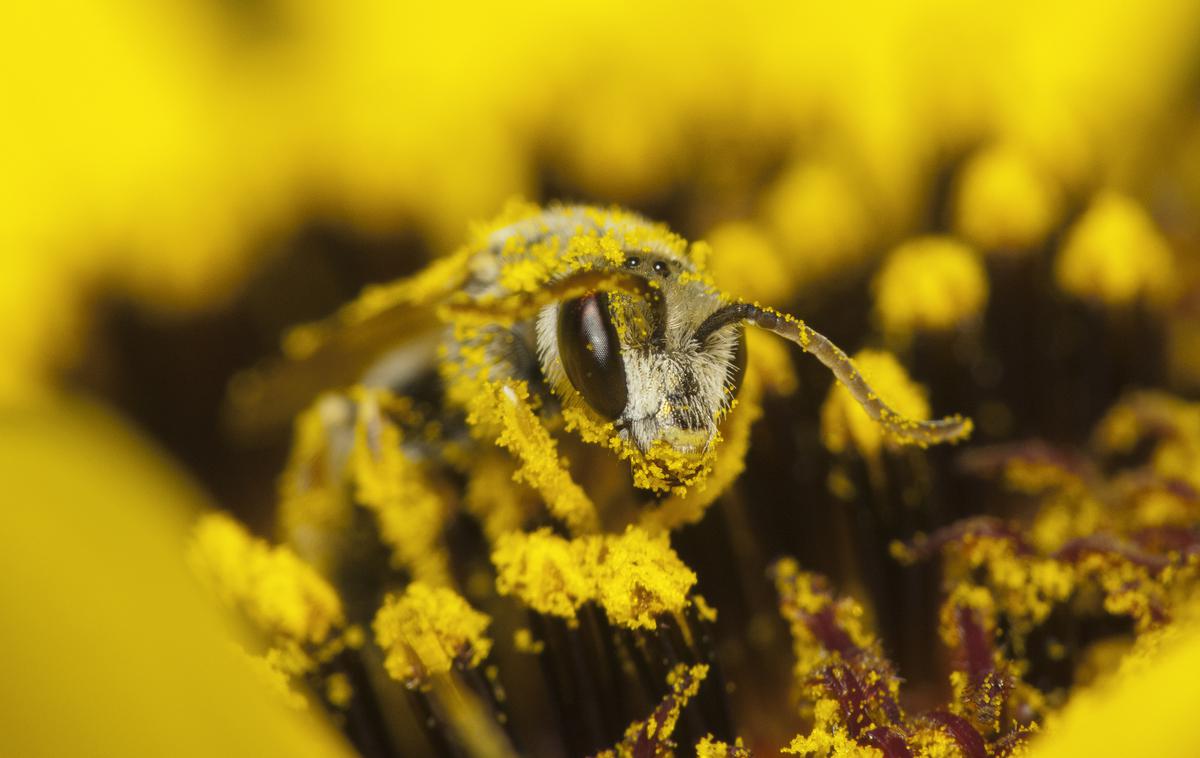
[536,253,970,493]
[614,320,746,456]
[538,262,746,461]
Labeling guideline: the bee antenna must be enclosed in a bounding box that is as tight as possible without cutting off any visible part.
[696,302,973,447]
[692,302,754,344]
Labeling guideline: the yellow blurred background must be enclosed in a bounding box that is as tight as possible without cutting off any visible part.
[5,0,1200,401]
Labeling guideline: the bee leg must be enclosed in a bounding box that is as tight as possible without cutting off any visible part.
[345,387,454,587]
[468,380,600,535]
[224,244,473,439]
[278,391,461,754]
[464,450,541,540]
[280,388,454,593]
[277,392,360,577]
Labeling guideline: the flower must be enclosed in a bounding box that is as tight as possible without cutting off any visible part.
[9,1,1200,755]
[0,400,350,755]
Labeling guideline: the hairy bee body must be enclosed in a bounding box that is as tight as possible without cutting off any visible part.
[233,202,969,548]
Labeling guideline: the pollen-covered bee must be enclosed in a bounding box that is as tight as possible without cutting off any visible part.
[229,202,970,575]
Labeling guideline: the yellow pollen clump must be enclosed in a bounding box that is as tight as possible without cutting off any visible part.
[873,236,988,342]
[784,696,883,756]
[562,404,716,495]
[1091,397,1150,455]
[909,728,967,758]
[706,221,794,305]
[692,595,719,623]
[696,735,751,758]
[1029,495,1105,554]
[491,526,698,630]
[1054,192,1176,309]
[773,559,882,683]
[963,537,1074,637]
[492,528,592,619]
[497,255,555,294]
[1002,458,1086,496]
[588,526,698,630]
[820,349,931,459]
[469,381,599,534]
[1093,392,1200,492]
[373,582,493,686]
[939,584,999,655]
[1134,488,1193,528]
[955,143,1061,252]
[189,512,344,646]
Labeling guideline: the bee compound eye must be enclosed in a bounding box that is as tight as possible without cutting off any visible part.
[557,293,629,420]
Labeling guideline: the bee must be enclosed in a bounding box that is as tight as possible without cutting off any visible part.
[229,202,970,553]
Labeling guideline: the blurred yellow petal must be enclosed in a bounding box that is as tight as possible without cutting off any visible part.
[0,398,350,757]
[1030,623,1200,758]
